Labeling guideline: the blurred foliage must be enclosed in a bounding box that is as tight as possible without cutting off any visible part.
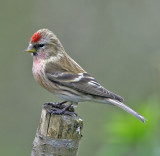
[0,0,160,156]
[96,96,160,156]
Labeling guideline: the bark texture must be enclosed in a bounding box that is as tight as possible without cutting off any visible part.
[31,103,83,156]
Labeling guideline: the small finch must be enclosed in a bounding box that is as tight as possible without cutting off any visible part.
[25,29,145,123]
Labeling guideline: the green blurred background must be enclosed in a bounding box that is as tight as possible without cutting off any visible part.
[1,0,160,155]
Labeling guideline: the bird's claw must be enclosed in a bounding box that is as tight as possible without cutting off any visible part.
[47,108,77,116]
[45,101,76,116]
[44,102,67,109]
[45,102,75,112]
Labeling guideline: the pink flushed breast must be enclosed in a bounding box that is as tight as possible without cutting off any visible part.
[32,57,57,93]
[32,57,46,88]
[32,51,48,74]
[32,58,43,75]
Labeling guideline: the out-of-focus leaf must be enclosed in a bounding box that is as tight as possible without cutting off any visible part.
[103,96,159,144]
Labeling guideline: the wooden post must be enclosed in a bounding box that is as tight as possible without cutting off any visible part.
[31,103,83,156]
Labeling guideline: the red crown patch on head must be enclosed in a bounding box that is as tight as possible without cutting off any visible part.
[30,32,41,42]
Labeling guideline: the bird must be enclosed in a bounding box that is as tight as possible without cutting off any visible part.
[25,28,145,123]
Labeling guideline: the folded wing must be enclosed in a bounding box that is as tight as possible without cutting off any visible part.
[46,71,124,102]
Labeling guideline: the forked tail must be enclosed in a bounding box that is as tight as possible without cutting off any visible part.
[107,99,146,123]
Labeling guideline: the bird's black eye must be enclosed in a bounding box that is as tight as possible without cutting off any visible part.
[39,44,44,47]
[34,44,45,49]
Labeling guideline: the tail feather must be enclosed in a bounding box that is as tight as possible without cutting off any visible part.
[107,99,146,123]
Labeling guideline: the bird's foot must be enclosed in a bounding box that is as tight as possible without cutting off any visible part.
[45,101,67,109]
[47,103,77,116]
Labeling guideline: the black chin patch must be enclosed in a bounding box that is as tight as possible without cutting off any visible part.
[33,52,38,56]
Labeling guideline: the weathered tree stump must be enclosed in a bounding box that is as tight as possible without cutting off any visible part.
[31,103,83,156]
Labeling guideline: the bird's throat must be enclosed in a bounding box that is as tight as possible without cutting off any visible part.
[32,57,44,74]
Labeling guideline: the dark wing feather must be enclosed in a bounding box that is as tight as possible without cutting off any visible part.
[46,71,123,102]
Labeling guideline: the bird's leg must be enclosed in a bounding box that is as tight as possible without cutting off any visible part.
[51,103,72,114]
[48,103,77,116]
[45,101,67,109]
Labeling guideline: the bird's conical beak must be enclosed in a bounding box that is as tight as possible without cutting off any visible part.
[24,44,36,53]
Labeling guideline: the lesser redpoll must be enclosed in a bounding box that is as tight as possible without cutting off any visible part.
[25,29,145,123]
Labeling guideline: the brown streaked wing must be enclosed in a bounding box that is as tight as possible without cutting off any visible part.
[45,70,124,102]
[45,55,85,74]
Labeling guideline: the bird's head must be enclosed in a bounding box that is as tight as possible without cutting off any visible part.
[25,29,64,59]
